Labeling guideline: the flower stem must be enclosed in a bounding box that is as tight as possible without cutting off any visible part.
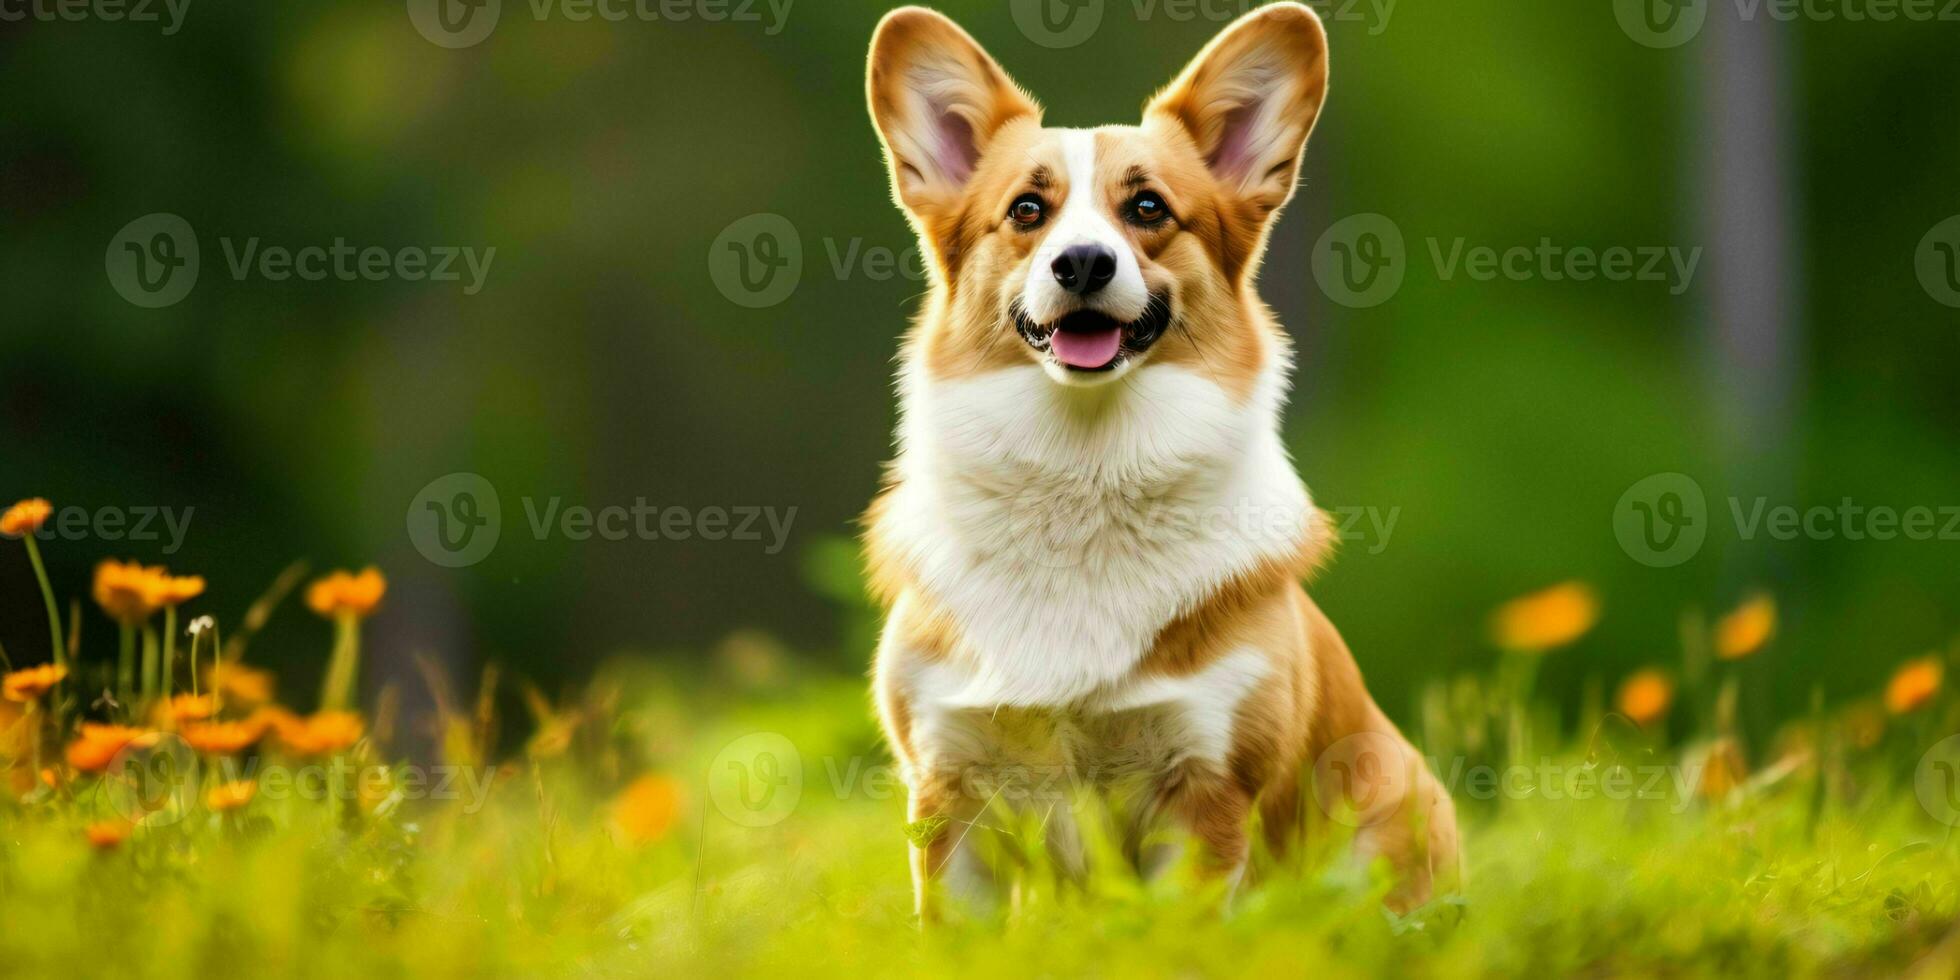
[207,621,224,712]
[1679,608,1711,733]
[162,606,178,703]
[321,612,361,711]
[1502,650,1542,781]
[118,624,136,707]
[141,626,160,705]
[26,701,42,784]
[21,536,65,679]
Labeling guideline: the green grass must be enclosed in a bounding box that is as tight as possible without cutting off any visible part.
[3,668,1956,979]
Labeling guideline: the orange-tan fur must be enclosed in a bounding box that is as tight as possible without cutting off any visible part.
[862,3,1459,919]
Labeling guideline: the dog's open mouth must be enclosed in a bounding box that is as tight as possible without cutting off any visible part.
[1014,296,1172,372]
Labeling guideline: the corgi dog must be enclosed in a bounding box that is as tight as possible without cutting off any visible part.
[862,3,1459,916]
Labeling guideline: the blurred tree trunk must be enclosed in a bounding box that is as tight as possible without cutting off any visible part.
[1695,9,1805,471]
[1692,7,1805,734]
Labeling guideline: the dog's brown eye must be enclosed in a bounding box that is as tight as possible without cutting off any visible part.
[1129,192,1170,226]
[1009,195,1045,227]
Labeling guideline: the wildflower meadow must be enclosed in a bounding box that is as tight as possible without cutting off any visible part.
[1,494,1955,977]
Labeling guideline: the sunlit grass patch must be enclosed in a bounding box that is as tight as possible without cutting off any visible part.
[1,502,1957,977]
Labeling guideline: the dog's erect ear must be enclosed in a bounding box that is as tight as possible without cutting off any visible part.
[1146,2,1329,217]
[867,7,1039,219]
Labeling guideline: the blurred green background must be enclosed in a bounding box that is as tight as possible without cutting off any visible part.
[3,0,1956,745]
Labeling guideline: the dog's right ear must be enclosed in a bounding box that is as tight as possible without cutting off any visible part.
[867,7,1039,223]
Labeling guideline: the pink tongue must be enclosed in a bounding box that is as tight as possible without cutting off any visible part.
[1050,327,1122,369]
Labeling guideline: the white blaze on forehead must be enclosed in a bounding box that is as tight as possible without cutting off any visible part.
[1018,129,1151,327]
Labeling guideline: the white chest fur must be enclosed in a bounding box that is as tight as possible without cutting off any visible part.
[878,361,1311,709]
[896,643,1273,783]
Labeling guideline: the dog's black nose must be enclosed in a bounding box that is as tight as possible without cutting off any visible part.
[1052,244,1117,296]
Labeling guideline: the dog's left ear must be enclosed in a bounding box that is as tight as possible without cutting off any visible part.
[1146,2,1329,217]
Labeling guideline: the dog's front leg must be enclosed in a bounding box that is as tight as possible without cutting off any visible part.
[906,769,982,925]
[1154,762,1255,893]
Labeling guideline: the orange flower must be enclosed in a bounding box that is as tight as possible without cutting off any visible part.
[1715,593,1776,660]
[1490,582,1600,653]
[1697,737,1748,802]
[93,560,168,625]
[1886,656,1944,715]
[305,568,387,619]
[154,693,220,726]
[610,774,683,845]
[0,498,52,537]
[65,724,147,772]
[1616,670,1675,729]
[213,664,275,706]
[3,663,67,702]
[84,821,131,849]
[180,720,262,756]
[205,780,258,812]
[245,705,299,739]
[277,711,365,755]
[156,574,206,606]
